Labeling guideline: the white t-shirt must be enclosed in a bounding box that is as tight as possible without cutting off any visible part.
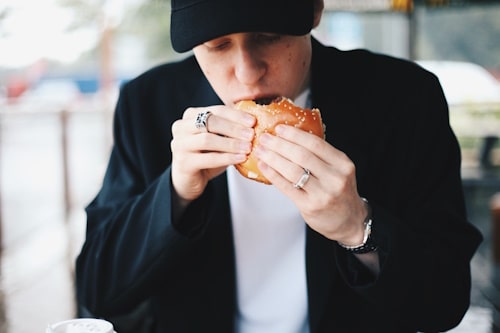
[228,91,310,333]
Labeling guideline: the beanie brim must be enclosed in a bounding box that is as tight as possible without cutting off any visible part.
[170,0,313,53]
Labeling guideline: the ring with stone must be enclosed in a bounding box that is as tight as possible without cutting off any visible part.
[195,110,212,132]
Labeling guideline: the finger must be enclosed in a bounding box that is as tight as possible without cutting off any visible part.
[175,151,248,172]
[257,132,353,197]
[184,106,255,126]
[257,159,318,196]
[253,143,304,183]
[182,106,255,138]
[274,124,344,165]
[202,114,255,140]
[272,125,355,180]
[257,132,323,182]
[173,115,254,143]
[172,132,252,155]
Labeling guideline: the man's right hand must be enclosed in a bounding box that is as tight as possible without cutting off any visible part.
[170,105,256,206]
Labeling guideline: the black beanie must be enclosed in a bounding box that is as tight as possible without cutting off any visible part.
[170,0,315,53]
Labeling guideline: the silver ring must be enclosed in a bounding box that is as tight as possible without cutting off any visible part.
[293,168,311,189]
[195,110,212,132]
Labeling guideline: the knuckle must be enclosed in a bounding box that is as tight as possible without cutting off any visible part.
[342,160,356,177]
[199,133,211,146]
[183,107,199,119]
[171,119,182,135]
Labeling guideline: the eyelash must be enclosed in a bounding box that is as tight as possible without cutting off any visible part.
[211,41,230,51]
[207,34,282,51]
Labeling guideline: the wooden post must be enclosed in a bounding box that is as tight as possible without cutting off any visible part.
[0,112,3,257]
[491,193,500,332]
[407,8,417,60]
[0,112,6,333]
[480,136,498,169]
[100,16,114,96]
[60,109,71,222]
[492,193,500,265]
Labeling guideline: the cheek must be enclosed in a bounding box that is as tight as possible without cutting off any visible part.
[204,71,225,95]
[195,50,225,81]
[285,41,309,66]
[204,69,216,81]
[287,53,307,69]
[198,63,234,104]
[198,60,225,89]
[288,52,309,78]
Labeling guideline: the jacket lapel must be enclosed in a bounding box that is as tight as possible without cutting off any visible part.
[203,173,238,330]
[306,40,371,332]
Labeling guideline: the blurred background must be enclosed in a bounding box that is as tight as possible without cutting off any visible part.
[0,0,499,332]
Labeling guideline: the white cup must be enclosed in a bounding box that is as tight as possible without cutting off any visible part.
[46,318,116,333]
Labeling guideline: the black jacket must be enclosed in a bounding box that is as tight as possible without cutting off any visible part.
[76,39,482,332]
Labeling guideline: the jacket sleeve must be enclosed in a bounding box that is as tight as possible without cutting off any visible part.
[75,80,214,317]
[334,64,482,332]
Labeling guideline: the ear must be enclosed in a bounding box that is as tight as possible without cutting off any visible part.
[312,0,324,28]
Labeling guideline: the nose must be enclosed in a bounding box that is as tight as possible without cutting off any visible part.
[234,47,266,86]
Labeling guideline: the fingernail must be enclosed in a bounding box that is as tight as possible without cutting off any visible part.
[275,125,285,135]
[243,114,256,126]
[254,145,264,157]
[259,133,271,144]
[242,128,254,140]
[235,154,247,163]
[240,141,252,153]
[257,160,268,171]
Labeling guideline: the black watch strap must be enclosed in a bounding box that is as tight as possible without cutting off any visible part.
[337,198,378,254]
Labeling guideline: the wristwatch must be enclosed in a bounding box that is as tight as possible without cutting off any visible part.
[337,197,378,254]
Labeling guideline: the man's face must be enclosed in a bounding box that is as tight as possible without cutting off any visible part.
[193,32,312,106]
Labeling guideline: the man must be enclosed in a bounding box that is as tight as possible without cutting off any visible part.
[76,0,482,332]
